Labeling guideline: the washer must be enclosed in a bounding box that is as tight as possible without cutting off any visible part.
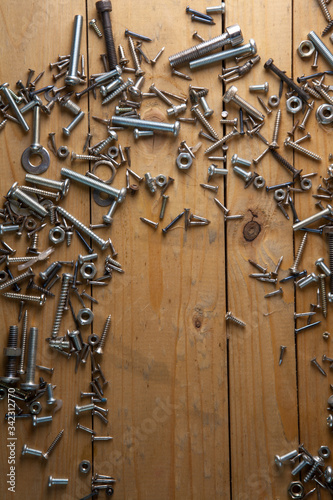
[286,96,303,114]
[297,40,315,58]
[21,146,50,174]
[268,95,280,108]
[176,152,193,170]
[49,226,65,244]
[57,146,70,160]
[25,218,37,231]
[92,160,116,184]
[79,460,91,474]
[93,188,114,207]
[77,308,94,326]
[316,103,333,124]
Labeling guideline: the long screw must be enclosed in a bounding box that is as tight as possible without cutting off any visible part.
[50,274,72,338]
[43,429,64,460]
[65,15,83,86]
[264,59,310,101]
[95,315,111,355]
[269,148,302,178]
[20,327,38,390]
[284,138,321,161]
[204,128,239,155]
[17,311,28,376]
[96,0,117,70]
[271,109,281,148]
[318,274,328,318]
[191,105,219,139]
[323,227,333,300]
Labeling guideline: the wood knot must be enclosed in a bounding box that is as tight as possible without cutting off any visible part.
[243,220,261,241]
[193,308,203,329]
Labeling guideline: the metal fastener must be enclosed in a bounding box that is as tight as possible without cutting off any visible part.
[223,85,265,122]
[89,19,102,37]
[111,115,180,136]
[189,39,256,70]
[48,476,68,487]
[65,15,83,86]
[20,327,38,390]
[249,82,269,93]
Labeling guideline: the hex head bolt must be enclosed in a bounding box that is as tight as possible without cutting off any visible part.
[290,233,308,274]
[96,0,117,70]
[64,15,83,86]
[20,327,38,391]
[42,429,64,460]
[191,105,219,140]
[7,182,49,218]
[48,476,69,487]
[111,115,180,136]
[25,174,70,198]
[293,205,333,231]
[189,39,257,70]
[50,274,73,339]
[275,449,298,467]
[223,85,264,122]
[95,314,111,355]
[264,58,310,102]
[0,83,29,132]
[0,326,20,384]
[169,24,243,67]
[21,444,43,457]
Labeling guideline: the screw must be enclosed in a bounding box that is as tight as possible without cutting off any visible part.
[284,137,321,161]
[207,164,228,180]
[59,96,82,115]
[20,327,38,390]
[133,129,154,140]
[151,46,165,65]
[0,267,34,292]
[290,233,308,274]
[162,211,185,234]
[299,100,315,130]
[323,226,333,301]
[63,110,85,136]
[249,82,269,93]
[76,423,96,435]
[101,77,133,105]
[50,274,72,339]
[140,217,159,229]
[189,39,256,70]
[17,311,28,376]
[316,0,332,22]
[311,357,327,376]
[275,449,298,467]
[304,455,325,482]
[231,154,251,168]
[204,128,239,155]
[0,326,20,384]
[257,96,272,115]
[297,272,319,288]
[0,83,29,132]
[279,346,287,366]
[95,315,111,355]
[111,115,180,136]
[75,403,95,415]
[225,311,246,327]
[89,18,102,37]
[32,415,53,427]
[264,287,283,298]
[128,76,144,98]
[7,182,48,218]
[220,118,238,126]
[291,454,313,475]
[43,429,64,460]
[167,103,187,117]
[127,36,144,76]
[308,31,333,68]
[223,85,264,122]
[318,274,328,318]
[159,195,169,220]
[25,174,70,198]
[293,205,333,231]
[21,444,43,457]
[0,224,20,236]
[264,58,310,101]
[3,292,46,305]
[46,383,57,406]
[48,476,68,487]
[65,15,83,86]
[233,166,252,183]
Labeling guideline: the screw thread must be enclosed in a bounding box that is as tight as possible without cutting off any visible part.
[18,311,28,374]
[97,315,111,353]
[191,106,219,139]
[61,99,81,115]
[322,19,333,35]
[272,109,281,144]
[286,140,321,161]
[57,206,108,249]
[102,78,133,105]
[204,128,238,155]
[25,327,38,385]
[304,461,320,482]
[3,293,43,303]
[90,21,103,37]
[328,234,333,293]
[232,93,264,122]
[51,274,72,338]
[92,135,115,155]
[169,31,231,67]
[128,37,142,73]
[5,326,19,378]
[226,313,246,327]
[292,233,308,272]
[0,268,34,291]
[319,274,328,318]
[303,84,321,99]
[72,153,100,161]
[313,84,333,105]
[316,0,332,22]
[269,148,301,176]
[44,429,64,459]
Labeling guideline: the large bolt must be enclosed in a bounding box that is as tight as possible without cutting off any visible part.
[96,0,118,70]
[7,182,49,218]
[190,39,257,70]
[111,115,180,136]
[223,85,265,122]
[20,327,38,391]
[25,174,70,198]
[65,15,83,86]
[169,24,243,67]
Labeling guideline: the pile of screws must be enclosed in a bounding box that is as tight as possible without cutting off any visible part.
[0,0,333,497]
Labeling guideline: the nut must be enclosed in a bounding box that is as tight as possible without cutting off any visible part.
[77,308,94,326]
[288,481,304,499]
[49,226,65,244]
[80,262,97,280]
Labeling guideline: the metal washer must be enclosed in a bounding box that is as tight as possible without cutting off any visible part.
[21,146,50,174]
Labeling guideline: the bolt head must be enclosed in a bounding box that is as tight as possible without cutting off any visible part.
[39,294,46,306]
[263,82,269,93]
[231,153,238,166]
[325,205,333,218]
[96,0,112,13]
[6,181,19,199]
[328,292,333,303]
[21,382,39,392]
[89,19,97,25]
[223,85,238,103]
[226,24,243,46]
[117,187,127,204]
[274,455,283,467]
[173,121,181,137]
[264,58,274,69]
[62,127,71,137]
[48,476,54,487]
[102,215,113,225]
[61,179,70,197]
[0,376,20,384]
[64,76,81,87]
[315,257,324,266]
[249,39,257,55]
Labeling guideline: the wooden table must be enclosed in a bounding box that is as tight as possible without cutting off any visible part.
[0,0,332,498]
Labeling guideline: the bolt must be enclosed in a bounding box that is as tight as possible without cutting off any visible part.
[223,85,264,122]
[50,274,73,338]
[290,233,308,274]
[63,110,85,136]
[32,415,53,427]
[233,166,253,183]
[128,36,144,76]
[284,137,321,161]
[46,383,57,406]
[293,205,333,231]
[7,182,48,218]
[43,429,64,460]
[20,327,38,391]
[190,39,256,70]
[311,357,327,376]
[0,224,20,236]
[103,200,118,225]
[207,164,228,180]
[21,444,43,457]
[291,454,313,475]
[275,449,298,467]
[264,58,310,101]
[111,115,180,136]
[76,423,96,435]
[304,455,325,482]
[220,118,238,126]
[159,195,169,220]
[75,403,95,415]
[308,31,333,68]
[30,104,41,153]
[25,174,70,198]
[100,77,123,97]
[48,476,69,487]
[128,75,144,98]
[133,129,154,140]
[249,82,269,93]
[59,96,82,115]
[65,15,83,86]
[0,83,29,132]
[231,154,251,168]
[225,311,246,327]
[0,326,20,384]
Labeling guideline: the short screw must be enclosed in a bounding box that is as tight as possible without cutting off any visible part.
[231,153,251,168]
[21,444,43,457]
[207,164,228,180]
[304,455,325,482]
[32,415,53,427]
[279,346,287,366]
[46,383,57,405]
[75,403,95,415]
[223,85,265,122]
[225,311,246,327]
[89,19,102,37]
[48,476,69,487]
[271,109,281,148]
[204,128,239,155]
[297,272,318,288]
[233,166,252,183]
[275,449,298,467]
[159,195,169,220]
[249,82,269,93]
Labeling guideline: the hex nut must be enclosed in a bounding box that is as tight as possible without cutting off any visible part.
[57,146,70,160]
[318,445,331,459]
[288,481,305,499]
[297,40,315,58]
[29,401,42,415]
[80,262,97,280]
[300,178,312,191]
[49,226,65,244]
[274,188,286,202]
[77,308,94,326]
[316,103,333,124]
[79,460,91,474]
[155,174,167,188]
[88,333,100,347]
[286,96,303,114]
[176,152,193,170]
[253,176,265,189]
[0,387,7,400]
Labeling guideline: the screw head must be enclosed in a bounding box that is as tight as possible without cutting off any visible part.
[249,39,257,55]
[6,181,19,199]
[231,153,238,166]
[173,121,181,137]
[328,292,333,303]
[226,24,243,46]
[264,58,274,69]
[0,375,20,384]
[61,179,70,197]
[96,0,112,13]
[274,454,283,467]
[48,476,54,487]
[223,85,238,103]
[21,381,39,391]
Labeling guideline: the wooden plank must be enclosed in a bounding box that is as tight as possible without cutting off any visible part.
[293,2,332,497]
[0,1,91,499]
[225,1,299,498]
[89,1,230,498]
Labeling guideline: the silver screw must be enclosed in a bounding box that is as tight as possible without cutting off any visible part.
[233,166,253,183]
[92,130,118,155]
[133,129,154,140]
[59,96,82,115]
[89,18,102,37]
[299,100,314,130]
[0,224,20,236]
[75,403,95,415]
[48,476,69,487]
[46,383,57,406]
[65,15,83,86]
[32,415,53,426]
[43,429,64,460]
[128,36,144,76]
[25,174,70,198]
[169,24,242,67]
[297,273,319,288]
[71,152,101,162]
[304,455,325,482]
[20,185,60,201]
[204,128,239,155]
[249,82,269,93]
[275,449,298,467]
[101,78,134,106]
[57,207,109,250]
[0,83,29,132]
[21,327,38,391]
[50,273,73,338]
[3,293,46,306]
[319,274,328,318]
[316,257,331,276]
[95,315,111,355]
[225,311,246,327]
[7,182,49,218]
[284,137,321,161]
[21,444,43,457]
[0,326,20,384]
[30,104,41,153]
[279,345,287,366]
[293,205,333,231]
[167,103,187,117]
[207,164,228,180]
[220,118,238,126]
[308,31,333,69]
[103,200,118,225]
[76,423,96,435]
[0,267,34,292]
[100,77,123,97]
[271,109,281,148]
[291,454,313,475]
[290,233,308,274]
[111,115,180,136]
[63,110,85,136]
[191,105,219,139]
[223,85,265,122]
[231,153,251,168]
[17,311,28,376]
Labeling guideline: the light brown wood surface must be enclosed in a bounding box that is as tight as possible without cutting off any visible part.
[0,1,332,499]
